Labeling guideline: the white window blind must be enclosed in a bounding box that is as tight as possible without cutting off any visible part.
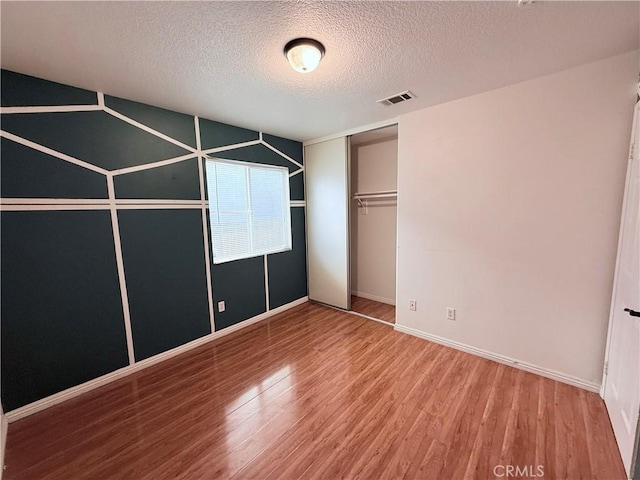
[205,158,292,264]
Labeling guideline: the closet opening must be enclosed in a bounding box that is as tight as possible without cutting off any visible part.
[349,125,398,324]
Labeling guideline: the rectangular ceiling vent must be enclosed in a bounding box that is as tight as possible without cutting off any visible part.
[376,90,415,106]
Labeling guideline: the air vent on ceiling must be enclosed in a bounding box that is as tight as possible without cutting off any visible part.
[377,90,415,106]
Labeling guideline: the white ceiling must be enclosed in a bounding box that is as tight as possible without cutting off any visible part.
[1,1,638,142]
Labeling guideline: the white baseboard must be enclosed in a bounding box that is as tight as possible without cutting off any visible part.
[351,291,395,306]
[394,324,600,393]
[5,297,309,423]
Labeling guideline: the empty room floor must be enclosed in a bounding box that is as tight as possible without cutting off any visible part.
[4,303,625,479]
[350,295,396,324]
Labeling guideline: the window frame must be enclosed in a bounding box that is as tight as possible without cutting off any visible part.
[205,157,292,264]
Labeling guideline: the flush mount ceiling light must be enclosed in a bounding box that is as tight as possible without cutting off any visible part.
[284,38,325,74]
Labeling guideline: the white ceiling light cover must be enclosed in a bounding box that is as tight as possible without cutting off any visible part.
[285,39,325,74]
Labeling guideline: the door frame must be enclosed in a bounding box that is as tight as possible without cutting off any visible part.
[601,100,639,476]
[601,100,639,397]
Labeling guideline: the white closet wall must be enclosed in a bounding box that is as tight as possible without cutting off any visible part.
[351,137,398,305]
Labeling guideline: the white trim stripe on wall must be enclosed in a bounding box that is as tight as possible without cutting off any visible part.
[103,106,197,153]
[201,139,261,156]
[0,105,102,114]
[0,130,108,175]
[264,255,270,312]
[0,201,303,211]
[111,153,199,176]
[262,140,303,169]
[1,91,307,413]
[106,174,136,365]
[195,116,217,334]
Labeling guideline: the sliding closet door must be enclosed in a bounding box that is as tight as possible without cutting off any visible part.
[305,137,350,310]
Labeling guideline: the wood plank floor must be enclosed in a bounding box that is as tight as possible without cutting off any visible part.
[4,302,625,479]
[351,295,396,324]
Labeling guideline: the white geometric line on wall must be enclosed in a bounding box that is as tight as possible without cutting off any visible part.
[113,204,208,210]
[201,139,261,156]
[103,106,197,154]
[261,140,303,169]
[1,89,307,399]
[264,255,270,312]
[0,204,114,211]
[2,95,305,175]
[1,198,112,205]
[0,130,108,175]
[1,204,306,212]
[0,200,306,211]
[116,199,203,205]
[195,116,216,334]
[0,198,202,205]
[202,138,305,173]
[0,105,102,114]
[110,153,199,176]
[106,174,136,365]
[195,115,202,152]
[1,132,290,178]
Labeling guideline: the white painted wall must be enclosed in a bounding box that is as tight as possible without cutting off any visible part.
[351,138,398,304]
[396,51,639,387]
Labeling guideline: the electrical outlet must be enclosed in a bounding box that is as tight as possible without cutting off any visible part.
[218,301,226,313]
[446,307,455,321]
[409,299,417,311]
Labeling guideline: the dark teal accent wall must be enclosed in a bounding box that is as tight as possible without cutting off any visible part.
[2,111,192,170]
[118,209,211,361]
[0,69,308,412]
[268,208,308,309]
[210,256,267,330]
[114,158,201,200]
[1,211,129,409]
[1,70,96,107]
[1,137,109,199]
[104,95,198,148]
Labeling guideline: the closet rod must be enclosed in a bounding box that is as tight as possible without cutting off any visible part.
[352,189,397,199]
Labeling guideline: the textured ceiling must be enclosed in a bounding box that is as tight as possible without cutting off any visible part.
[1,1,638,141]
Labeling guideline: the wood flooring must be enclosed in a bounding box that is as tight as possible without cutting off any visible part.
[4,302,625,479]
[350,295,396,324]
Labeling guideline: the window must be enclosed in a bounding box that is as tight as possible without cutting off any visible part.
[205,158,292,264]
